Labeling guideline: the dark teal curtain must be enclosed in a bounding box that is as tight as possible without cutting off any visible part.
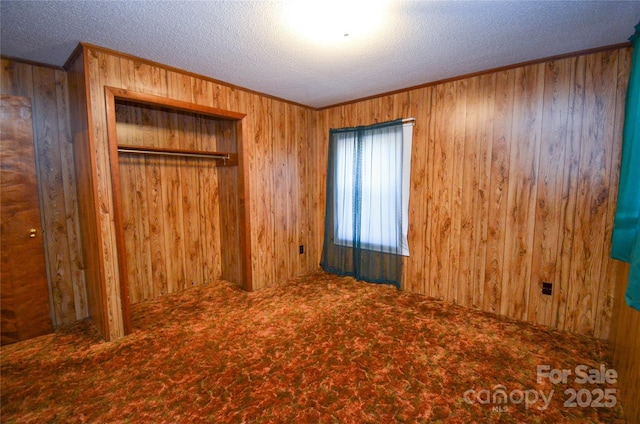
[321,120,408,288]
[611,22,640,311]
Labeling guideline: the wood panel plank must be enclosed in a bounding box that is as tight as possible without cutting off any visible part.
[429,82,456,300]
[483,70,514,314]
[314,109,329,272]
[273,100,289,283]
[609,263,640,423]
[500,64,544,321]
[116,105,138,304]
[208,120,226,281]
[472,73,495,308]
[175,109,199,293]
[250,94,275,289]
[554,55,586,331]
[191,77,214,107]
[283,104,302,279]
[94,50,125,339]
[135,115,155,301]
[235,100,253,290]
[54,68,88,321]
[403,89,429,294]
[194,118,218,285]
[117,157,144,303]
[1,60,34,98]
[528,59,572,327]
[295,106,311,275]
[566,51,618,335]
[458,76,479,307]
[217,121,242,284]
[423,87,438,297]
[595,48,629,339]
[31,66,75,324]
[286,104,301,277]
[447,80,466,304]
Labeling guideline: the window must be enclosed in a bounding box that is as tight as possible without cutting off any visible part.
[320,119,413,287]
[330,120,413,256]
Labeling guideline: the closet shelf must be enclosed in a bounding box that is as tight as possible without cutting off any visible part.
[117,144,238,165]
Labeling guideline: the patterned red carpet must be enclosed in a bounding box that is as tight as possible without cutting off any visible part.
[1,270,626,423]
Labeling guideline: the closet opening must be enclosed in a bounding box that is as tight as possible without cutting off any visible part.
[104,87,251,334]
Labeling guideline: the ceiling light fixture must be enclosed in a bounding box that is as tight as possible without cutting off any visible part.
[285,0,388,44]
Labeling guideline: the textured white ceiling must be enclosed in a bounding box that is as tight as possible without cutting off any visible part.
[1,1,639,108]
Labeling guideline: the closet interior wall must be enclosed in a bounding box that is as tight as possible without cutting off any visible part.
[115,101,241,304]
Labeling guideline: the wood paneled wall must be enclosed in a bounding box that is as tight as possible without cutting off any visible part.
[66,45,318,339]
[115,103,239,303]
[609,263,640,423]
[5,44,630,343]
[1,59,88,327]
[315,47,632,339]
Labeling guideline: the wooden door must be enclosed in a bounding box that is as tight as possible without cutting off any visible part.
[1,95,52,345]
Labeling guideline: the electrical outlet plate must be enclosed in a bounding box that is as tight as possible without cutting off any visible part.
[542,282,553,296]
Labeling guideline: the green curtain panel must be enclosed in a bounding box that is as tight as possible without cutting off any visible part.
[612,22,640,311]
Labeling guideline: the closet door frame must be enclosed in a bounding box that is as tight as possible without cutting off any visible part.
[104,86,251,334]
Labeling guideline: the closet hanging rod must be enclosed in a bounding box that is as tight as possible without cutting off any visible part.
[117,145,231,161]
